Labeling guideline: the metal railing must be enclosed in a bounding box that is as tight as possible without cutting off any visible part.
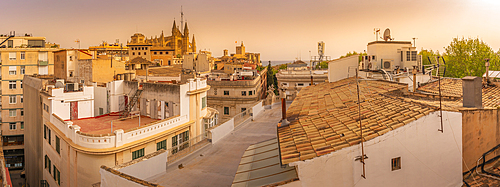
[166,132,209,164]
[233,109,252,128]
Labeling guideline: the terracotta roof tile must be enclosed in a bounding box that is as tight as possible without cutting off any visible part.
[278,77,435,164]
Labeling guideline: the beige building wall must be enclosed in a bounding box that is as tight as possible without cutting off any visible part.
[461,109,500,173]
[0,48,56,170]
[92,58,134,83]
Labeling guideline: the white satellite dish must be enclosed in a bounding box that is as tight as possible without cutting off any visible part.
[383,28,393,41]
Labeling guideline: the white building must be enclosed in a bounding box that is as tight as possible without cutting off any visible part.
[276,77,463,187]
[360,41,421,72]
[24,75,217,187]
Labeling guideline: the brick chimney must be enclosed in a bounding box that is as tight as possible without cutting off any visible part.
[462,76,482,108]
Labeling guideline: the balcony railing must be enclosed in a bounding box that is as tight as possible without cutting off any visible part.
[38,60,48,65]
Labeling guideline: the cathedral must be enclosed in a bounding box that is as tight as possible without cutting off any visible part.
[127,20,196,66]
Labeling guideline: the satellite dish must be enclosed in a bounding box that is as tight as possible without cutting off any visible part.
[383,28,393,41]
[55,81,64,88]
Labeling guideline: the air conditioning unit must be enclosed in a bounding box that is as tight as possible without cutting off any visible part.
[382,59,394,71]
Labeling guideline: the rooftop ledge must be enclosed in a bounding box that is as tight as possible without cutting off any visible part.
[49,113,191,151]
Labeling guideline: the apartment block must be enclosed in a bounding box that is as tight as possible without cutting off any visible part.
[0,35,58,170]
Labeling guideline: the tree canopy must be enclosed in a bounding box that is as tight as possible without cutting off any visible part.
[442,37,499,78]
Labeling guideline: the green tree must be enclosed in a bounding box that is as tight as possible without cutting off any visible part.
[339,51,367,62]
[279,64,287,70]
[443,37,499,78]
[266,61,276,95]
[419,49,441,65]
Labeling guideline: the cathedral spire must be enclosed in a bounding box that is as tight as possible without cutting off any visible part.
[183,22,189,36]
[192,34,196,52]
[172,20,177,34]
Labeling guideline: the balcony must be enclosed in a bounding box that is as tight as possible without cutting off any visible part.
[38,60,48,66]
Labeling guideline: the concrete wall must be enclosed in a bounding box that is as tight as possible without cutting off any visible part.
[397,73,431,92]
[290,111,463,187]
[328,55,359,83]
[461,109,500,172]
[209,118,234,144]
[117,151,167,180]
[23,75,45,187]
[94,85,108,115]
[100,168,145,187]
[252,101,264,119]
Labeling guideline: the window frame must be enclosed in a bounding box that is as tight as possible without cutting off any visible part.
[223,91,229,95]
[9,95,16,104]
[224,107,229,115]
[9,81,16,89]
[9,123,16,130]
[391,157,401,171]
[9,109,16,117]
[157,140,167,151]
[132,148,145,160]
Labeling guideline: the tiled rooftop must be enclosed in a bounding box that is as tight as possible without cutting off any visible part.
[277,78,435,164]
[70,114,159,135]
[418,78,500,108]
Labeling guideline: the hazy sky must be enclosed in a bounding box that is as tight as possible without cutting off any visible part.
[2,0,500,61]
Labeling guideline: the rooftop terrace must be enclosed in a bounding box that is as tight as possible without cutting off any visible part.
[70,114,159,135]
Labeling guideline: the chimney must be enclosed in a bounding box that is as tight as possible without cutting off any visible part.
[462,76,482,108]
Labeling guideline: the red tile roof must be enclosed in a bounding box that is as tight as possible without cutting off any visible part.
[277,77,435,164]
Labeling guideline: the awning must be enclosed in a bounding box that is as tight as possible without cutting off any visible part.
[232,138,299,187]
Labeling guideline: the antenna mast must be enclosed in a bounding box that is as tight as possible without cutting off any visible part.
[356,69,367,179]
[180,6,184,33]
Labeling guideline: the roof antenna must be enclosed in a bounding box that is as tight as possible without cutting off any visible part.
[180,6,184,33]
[355,68,367,179]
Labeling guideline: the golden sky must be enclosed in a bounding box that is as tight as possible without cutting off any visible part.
[2,0,500,61]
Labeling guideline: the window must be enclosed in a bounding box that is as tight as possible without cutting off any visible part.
[157,140,166,151]
[69,71,73,77]
[20,52,25,60]
[9,66,16,75]
[249,91,253,96]
[53,166,60,185]
[138,52,141,55]
[224,91,229,95]
[45,155,51,174]
[154,52,157,55]
[20,80,22,88]
[145,47,148,50]
[166,52,169,54]
[297,83,304,86]
[283,82,288,86]
[132,52,135,55]
[21,109,24,116]
[21,96,23,103]
[224,107,229,115]
[20,66,25,75]
[69,56,73,61]
[9,109,16,117]
[132,148,145,160]
[9,123,16,130]
[21,122,24,130]
[241,108,246,112]
[214,88,217,95]
[241,91,246,96]
[392,157,401,171]
[411,51,417,61]
[160,52,163,55]
[56,136,60,154]
[9,81,16,89]
[48,127,51,145]
[9,96,16,104]
[99,108,104,115]
[9,52,16,60]
[44,125,47,139]
[202,97,206,109]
